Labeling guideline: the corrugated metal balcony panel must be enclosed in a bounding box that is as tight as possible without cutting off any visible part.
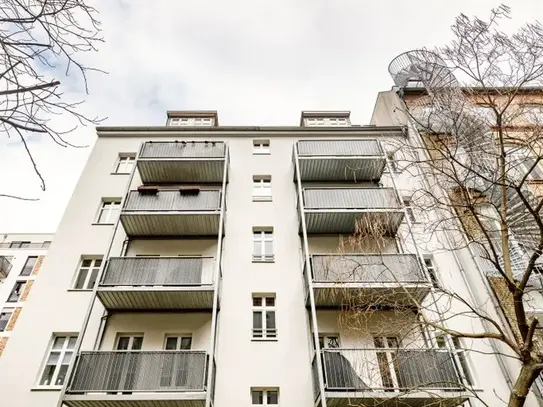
[322,348,469,407]
[96,289,215,310]
[302,188,404,234]
[310,254,431,306]
[120,190,221,237]
[63,398,205,407]
[296,140,386,182]
[0,256,12,279]
[65,351,208,407]
[140,141,226,159]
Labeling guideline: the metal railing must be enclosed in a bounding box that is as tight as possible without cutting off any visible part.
[0,256,12,278]
[101,257,215,286]
[140,141,226,159]
[123,190,221,212]
[0,242,50,249]
[311,353,321,401]
[311,254,426,284]
[322,348,464,391]
[303,188,401,210]
[68,351,208,393]
[296,140,384,158]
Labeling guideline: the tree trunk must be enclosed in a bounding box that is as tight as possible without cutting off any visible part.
[508,363,539,407]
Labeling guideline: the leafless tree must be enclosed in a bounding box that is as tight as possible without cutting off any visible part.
[322,5,543,407]
[0,0,103,199]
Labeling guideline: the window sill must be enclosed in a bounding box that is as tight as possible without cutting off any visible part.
[110,172,130,175]
[91,223,115,226]
[252,259,275,263]
[251,338,278,342]
[253,197,272,202]
[67,288,93,292]
[253,152,270,155]
[31,386,63,392]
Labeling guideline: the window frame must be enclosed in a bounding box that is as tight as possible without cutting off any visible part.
[304,117,350,127]
[252,294,277,340]
[164,334,193,350]
[403,199,416,223]
[96,199,121,224]
[38,334,78,387]
[7,281,25,303]
[73,257,103,290]
[20,256,38,276]
[251,387,279,406]
[252,229,274,262]
[168,117,215,127]
[252,176,272,202]
[0,308,13,332]
[424,257,440,288]
[114,154,136,174]
[253,139,270,155]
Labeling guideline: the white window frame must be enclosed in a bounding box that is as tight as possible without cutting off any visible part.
[73,257,103,290]
[168,117,215,127]
[423,256,440,288]
[253,176,272,202]
[252,295,277,340]
[0,308,13,332]
[253,139,270,155]
[7,281,25,302]
[96,199,121,224]
[403,199,416,223]
[38,334,78,387]
[251,387,279,405]
[304,117,350,127]
[115,154,136,174]
[20,256,38,276]
[252,229,274,262]
[164,334,193,350]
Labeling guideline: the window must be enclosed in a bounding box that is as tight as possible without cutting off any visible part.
[252,295,276,339]
[304,117,349,127]
[252,388,279,405]
[73,258,102,290]
[116,334,143,350]
[253,176,272,201]
[97,199,121,224]
[436,334,473,386]
[253,229,274,262]
[424,257,440,288]
[115,154,136,174]
[7,281,24,302]
[165,335,192,350]
[373,336,401,389]
[42,241,51,248]
[0,309,13,332]
[9,241,30,248]
[20,256,37,276]
[168,117,215,126]
[387,152,400,172]
[39,334,77,386]
[319,334,340,349]
[403,199,416,223]
[253,139,270,155]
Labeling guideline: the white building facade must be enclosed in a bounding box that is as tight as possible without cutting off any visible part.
[0,110,517,407]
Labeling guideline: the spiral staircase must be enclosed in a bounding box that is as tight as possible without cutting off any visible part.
[388,50,542,279]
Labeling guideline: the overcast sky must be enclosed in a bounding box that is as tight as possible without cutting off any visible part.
[0,0,541,233]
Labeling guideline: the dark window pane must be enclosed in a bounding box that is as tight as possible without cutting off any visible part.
[74,269,88,289]
[39,365,56,386]
[265,297,275,306]
[180,337,192,350]
[87,268,99,289]
[252,297,261,307]
[165,337,178,350]
[21,256,37,276]
[253,311,262,329]
[116,337,130,350]
[252,390,263,404]
[266,311,276,329]
[267,390,278,404]
[132,337,143,350]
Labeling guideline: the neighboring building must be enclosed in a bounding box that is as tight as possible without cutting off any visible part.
[0,234,53,357]
[0,108,513,407]
[371,50,543,406]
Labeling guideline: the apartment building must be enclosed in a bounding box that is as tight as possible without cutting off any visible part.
[0,234,53,356]
[371,50,543,406]
[0,108,514,407]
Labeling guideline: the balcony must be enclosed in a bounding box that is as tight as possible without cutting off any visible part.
[295,140,386,182]
[137,141,227,183]
[64,351,209,407]
[97,257,216,310]
[307,254,431,307]
[301,188,404,234]
[316,348,469,407]
[120,189,222,237]
[0,256,12,279]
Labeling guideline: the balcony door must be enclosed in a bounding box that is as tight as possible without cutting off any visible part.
[108,335,143,392]
[161,335,193,389]
[374,336,401,391]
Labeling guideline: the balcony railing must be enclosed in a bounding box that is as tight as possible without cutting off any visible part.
[309,254,430,306]
[138,141,226,183]
[301,188,404,234]
[0,256,12,279]
[120,189,222,237]
[67,351,207,393]
[295,140,386,181]
[97,257,216,310]
[321,348,468,405]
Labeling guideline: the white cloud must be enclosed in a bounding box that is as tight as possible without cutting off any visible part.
[0,0,541,232]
